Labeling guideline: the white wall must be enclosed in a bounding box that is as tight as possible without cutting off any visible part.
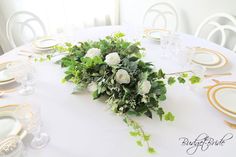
[120,0,236,34]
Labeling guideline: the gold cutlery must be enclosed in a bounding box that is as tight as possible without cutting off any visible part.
[166,71,232,78]
[224,120,236,129]
[212,79,236,84]
[204,79,236,89]
[204,72,232,78]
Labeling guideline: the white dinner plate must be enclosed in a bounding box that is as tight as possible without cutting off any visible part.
[192,51,221,65]
[145,29,170,41]
[0,62,15,85]
[207,83,236,119]
[33,37,58,49]
[213,87,236,114]
[0,105,22,140]
[0,70,14,83]
[0,115,22,140]
[192,48,227,69]
[0,104,31,139]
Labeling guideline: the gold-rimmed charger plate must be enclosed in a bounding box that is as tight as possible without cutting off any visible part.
[192,47,227,69]
[0,82,21,93]
[192,50,221,65]
[33,37,58,49]
[212,86,236,114]
[145,29,170,41]
[0,104,33,140]
[0,62,15,84]
[207,83,236,119]
[0,105,23,140]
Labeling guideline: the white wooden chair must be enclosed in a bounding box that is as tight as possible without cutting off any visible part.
[143,1,179,31]
[195,13,236,52]
[6,11,47,48]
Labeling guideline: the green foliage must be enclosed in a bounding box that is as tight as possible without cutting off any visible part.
[58,33,168,119]
[124,116,155,153]
[148,147,156,154]
[164,112,175,121]
[177,77,186,84]
[168,77,176,85]
[54,32,200,154]
[182,73,188,78]
[189,76,201,84]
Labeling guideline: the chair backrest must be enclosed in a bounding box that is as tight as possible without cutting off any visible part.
[143,1,179,31]
[6,11,47,48]
[195,13,236,52]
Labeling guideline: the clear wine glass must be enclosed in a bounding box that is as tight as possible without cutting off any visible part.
[176,47,194,68]
[187,64,207,94]
[191,64,206,78]
[14,104,50,149]
[6,61,35,95]
[160,32,172,58]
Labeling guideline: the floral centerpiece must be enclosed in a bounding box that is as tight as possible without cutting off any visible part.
[53,33,200,153]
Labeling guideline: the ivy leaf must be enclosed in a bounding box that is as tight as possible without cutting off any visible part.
[65,42,72,47]
[177,77,186,84]
[148,147,156,154]
[189,76,201,84]
[168,77,176,85]
[159,94,166,101]
[182,73,188,78]
[136,140,143,147]
[144,110,152,118]
[157,69,165,79]
[164,112,175,121]
[156,108,164,120]
[92,90,99,99]
[114,32,125,38]
[130,131,139,137]
[143,134,150,141]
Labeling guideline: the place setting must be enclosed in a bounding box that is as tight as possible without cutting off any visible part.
[0,61,21,97]
[0,59,37,99]
[191,47,228,70]
[144,28,171,42]
[17,36,59,59]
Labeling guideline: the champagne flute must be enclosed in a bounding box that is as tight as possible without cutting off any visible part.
[14,104,50,149]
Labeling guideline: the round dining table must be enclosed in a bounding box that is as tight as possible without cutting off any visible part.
[0,26,236,157]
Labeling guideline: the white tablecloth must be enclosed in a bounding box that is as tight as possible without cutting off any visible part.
[1,26,236,157]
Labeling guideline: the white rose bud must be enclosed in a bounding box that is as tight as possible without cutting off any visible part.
[115,69,130,84]
[87,82,98,92]
[85,48,101,58]
[139,80,151,95]
[105,52,121,66]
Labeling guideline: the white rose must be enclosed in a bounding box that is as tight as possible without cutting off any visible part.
[85,48,101,58]
[87,82,98,92]
[105,52,121,66]
[115,69,130,84]
[138,80,151,95]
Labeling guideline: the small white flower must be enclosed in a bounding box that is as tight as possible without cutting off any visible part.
[87,82,98,92]
[85,48,101,58]
[115,69,130,84]
[138,80,151,95]
[105,52,121,66]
